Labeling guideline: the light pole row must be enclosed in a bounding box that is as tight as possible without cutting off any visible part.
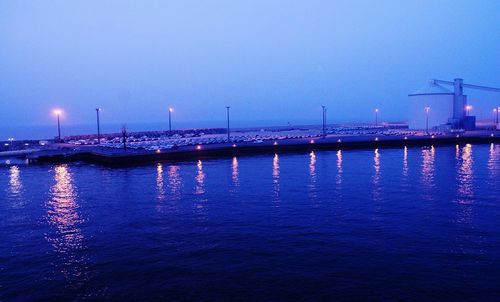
[51,106,365,143]
[51,104,498,143]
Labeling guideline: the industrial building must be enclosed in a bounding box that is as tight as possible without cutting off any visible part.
[408,78,500,130]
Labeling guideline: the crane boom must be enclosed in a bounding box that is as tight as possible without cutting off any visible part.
[427,78,500,129]
[431,79,500,93]
[462,83,500,93]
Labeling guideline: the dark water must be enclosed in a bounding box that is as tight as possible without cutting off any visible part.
[1,144,499,301]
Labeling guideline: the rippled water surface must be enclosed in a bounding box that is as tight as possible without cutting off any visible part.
[1,144,499,300]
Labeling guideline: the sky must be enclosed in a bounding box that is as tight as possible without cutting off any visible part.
[0,0,499,137]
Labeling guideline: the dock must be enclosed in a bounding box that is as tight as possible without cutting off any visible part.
[25,131,499,166]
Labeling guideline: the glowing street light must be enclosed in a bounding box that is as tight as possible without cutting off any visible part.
[375,108,379,126]
[7,137,14,150]
[465,105,472,116]
[53,109,62,141]
[168,107,173,131]
[425,106,430,134]
[494,107,499,125]
[95,108,101,144]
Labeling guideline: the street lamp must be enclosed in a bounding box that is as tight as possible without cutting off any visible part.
[7,138,14,150]
[425,106,430,134]
[95,108,101,144]
[226,106,230,142]
[465,105,472,116]
[121,126,127,152]
[53,109,62,141]
[375,108,379,126]
[494,107,499,125]
[322,105,326,138]
[168,107,173,131]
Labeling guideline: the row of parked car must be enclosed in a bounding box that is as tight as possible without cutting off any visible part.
[67,127,424,151]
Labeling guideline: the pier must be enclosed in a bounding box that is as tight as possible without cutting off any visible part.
[26,131,499,165]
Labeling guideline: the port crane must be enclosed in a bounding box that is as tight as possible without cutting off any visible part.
[430,78,500,128]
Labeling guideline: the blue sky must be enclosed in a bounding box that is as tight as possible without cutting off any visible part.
[0,0,499,132]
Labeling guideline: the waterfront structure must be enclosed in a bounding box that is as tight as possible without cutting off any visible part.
[409,79,500,130]
[27,131,499,165]
[408,82,454,130]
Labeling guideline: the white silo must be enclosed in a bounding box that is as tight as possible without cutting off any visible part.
[408,81,454,130]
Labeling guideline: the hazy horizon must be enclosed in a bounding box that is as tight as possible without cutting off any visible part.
[1,0,499,134]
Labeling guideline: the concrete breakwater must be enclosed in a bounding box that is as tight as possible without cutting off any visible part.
[27,132,499,166]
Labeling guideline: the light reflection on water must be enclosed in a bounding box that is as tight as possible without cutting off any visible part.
[156,163,165,201]
[194,160,207,213]
[168,165,182,199]
[421,146,436,193]
[8,166,22,195]
[231,157,239,188]
[373,149,380,184]
[195,160,205,195]
[336,150,342,187]
[488,143,499,178]
[8,165,24,208]
[2,144,500,301]
[45,164,88,286]
[308,151,317,199]
[272,154,280,204]
[453,144,480,266]
[403,146,409,177]
[454,144,475,226]
[372,149,383,211]
[309,151,316,178]
[457,144,474,202]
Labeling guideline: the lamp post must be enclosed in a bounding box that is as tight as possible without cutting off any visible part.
[168,107,173,131]
[494,107,499,125]
[121,126,127,152]
[425,106,430,134]
[375,108,379,126]
[53,109,62,141]
[96,108,101,144]
[322,105,326,138]
[7,138,14,151]
[226,106,230,142]
[466,105,472,116]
